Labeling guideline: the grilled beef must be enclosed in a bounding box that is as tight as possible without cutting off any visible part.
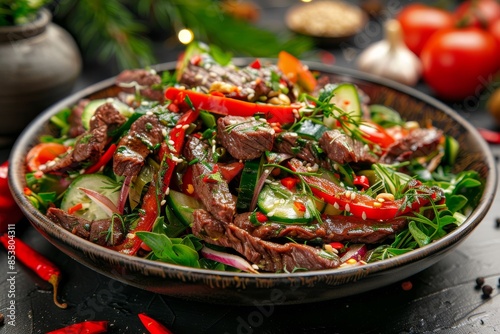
[319,129,377,165]
[115,69,164,102]
[380,128,443,164]
[42,103,126,174]
[184,136,236,223]
[217,116,275,160]
[192,209,340,272]
[113,114,165,177]
[47,208,124,246]
[68,98,89,138]
[179,61,296,103]
[273,132,326,167]
[233,212,408,244]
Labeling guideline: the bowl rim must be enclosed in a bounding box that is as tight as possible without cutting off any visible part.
[8,59,498,285]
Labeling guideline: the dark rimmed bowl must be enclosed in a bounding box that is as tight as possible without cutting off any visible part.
[8,60,497,305]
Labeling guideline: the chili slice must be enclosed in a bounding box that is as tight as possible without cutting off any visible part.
[138,313,173,334]
[46,320,108,334]
[85,143,117,174]
[289,159,436,221]
[165,87,300,124]
[0,234,67,309]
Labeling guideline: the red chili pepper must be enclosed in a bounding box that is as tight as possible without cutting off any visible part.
[280,176,298,190]
[255,212,268,223]
[67,202,83,215]
[293,201,306,212]
[85,143,117,174]
[289,159,435,221]
[46,320,108,334]
[329,242,344,250]
[353,175,370,191]
[249,58,261,69]
[115,110,199,255]
[218,161,244,182]
[358,121,395,148]
[0,161,24,233]
[0,234,67,309]
[165,87,299,124]
[478,128,500,144]
[138,313,173,334]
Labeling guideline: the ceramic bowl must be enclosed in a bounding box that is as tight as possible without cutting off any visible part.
[8,61,497,305]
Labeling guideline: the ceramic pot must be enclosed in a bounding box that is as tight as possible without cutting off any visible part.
[0,9,81,145]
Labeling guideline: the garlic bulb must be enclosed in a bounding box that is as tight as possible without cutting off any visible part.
[357,19,422,86]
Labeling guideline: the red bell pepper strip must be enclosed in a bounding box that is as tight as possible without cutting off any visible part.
[85,143,117,174]
[46,320,108,334]
[0,161,24,233]
[0,234,67,309]
[115,109,199,255]
[165,87,300,124]
[353,175,370,191]
[138,313,173,334]
[289,159,436,221]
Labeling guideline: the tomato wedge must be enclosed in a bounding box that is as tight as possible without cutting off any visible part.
[359,121,395,148]
[277,51,317,92]
[26,143,69,172]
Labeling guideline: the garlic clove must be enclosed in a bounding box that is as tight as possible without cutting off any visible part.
[357,19,422,86]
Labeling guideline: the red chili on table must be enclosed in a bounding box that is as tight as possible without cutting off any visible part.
[0,234,67,309]
[138,313,173,334]
[46,320,108,334]
[0,161,24,233]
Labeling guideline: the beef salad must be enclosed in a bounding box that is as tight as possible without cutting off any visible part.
[24,43,484,273]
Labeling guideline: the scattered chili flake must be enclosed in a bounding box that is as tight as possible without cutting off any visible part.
[476,277,485,287]
[68,203,83,215]
[482,285,493,298]
[401,281,413,291]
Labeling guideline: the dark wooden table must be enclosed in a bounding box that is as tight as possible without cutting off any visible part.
[2,1,500,333]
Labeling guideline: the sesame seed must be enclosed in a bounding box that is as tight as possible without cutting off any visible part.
[160,199,166,206]
[175,124,182,129]
[161,128,168,137]
[350,192,356,200]
[362,211,367,220]
[334,202,340,210]
[165,187,170,196]
[345,203,351,212]
[182,124,190,130]
[146,111,153,116]
[168,140,175,146]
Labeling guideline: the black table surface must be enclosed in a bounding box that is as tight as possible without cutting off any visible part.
[2,1,500,333]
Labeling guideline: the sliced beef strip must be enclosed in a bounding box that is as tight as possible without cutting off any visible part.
[115,69,164,102]
[319,129,377,165]
[46,208,125,246]
[184,136,236,223]
[113,114,165,177]
[68,98,89,138]
[380,128,443,164]
[217,116,275,160]
[234,212,407,244]
[179,61,296,103]
[273,132,328,168]
[89,102,127,132]
[192,209,340,272]
[41,104,126,174]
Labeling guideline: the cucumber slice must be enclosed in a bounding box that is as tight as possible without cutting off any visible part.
[257,184,315,224]
[324,83,362,128]
[444,135,459,165]
[61,174,120,221]
[236,157,263,211]
[166,190,204,226]
[81,98,132,130]
[291,119,329,140]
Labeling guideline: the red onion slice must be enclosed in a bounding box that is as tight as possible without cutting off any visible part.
[339,244,367,263]
[117,175,133,214]
[78,187,120,216]
[201,246,259,274]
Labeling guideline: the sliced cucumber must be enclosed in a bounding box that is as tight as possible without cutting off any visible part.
[236,157,263,211]
[81,98,132,130]
[257,184,315,224]
[323,83,362,128]
[61,174,120,221]
[291,119,329,140]
[167,189,204,226]
[444,135,459,165]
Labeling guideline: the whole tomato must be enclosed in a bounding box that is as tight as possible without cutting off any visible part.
[420,26,499,101]
[454,0,500,28]
[397,3,455,56]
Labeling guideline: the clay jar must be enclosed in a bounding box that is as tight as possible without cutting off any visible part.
[0,9,81,145]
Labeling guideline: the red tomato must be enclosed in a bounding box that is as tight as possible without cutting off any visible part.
[26,143,69,172]
[488,19,500,69]
[397,4,455,56]
[454,0,500,28]
[359,121,395,148]
[420,27,499,101]
[277,51,317,92]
